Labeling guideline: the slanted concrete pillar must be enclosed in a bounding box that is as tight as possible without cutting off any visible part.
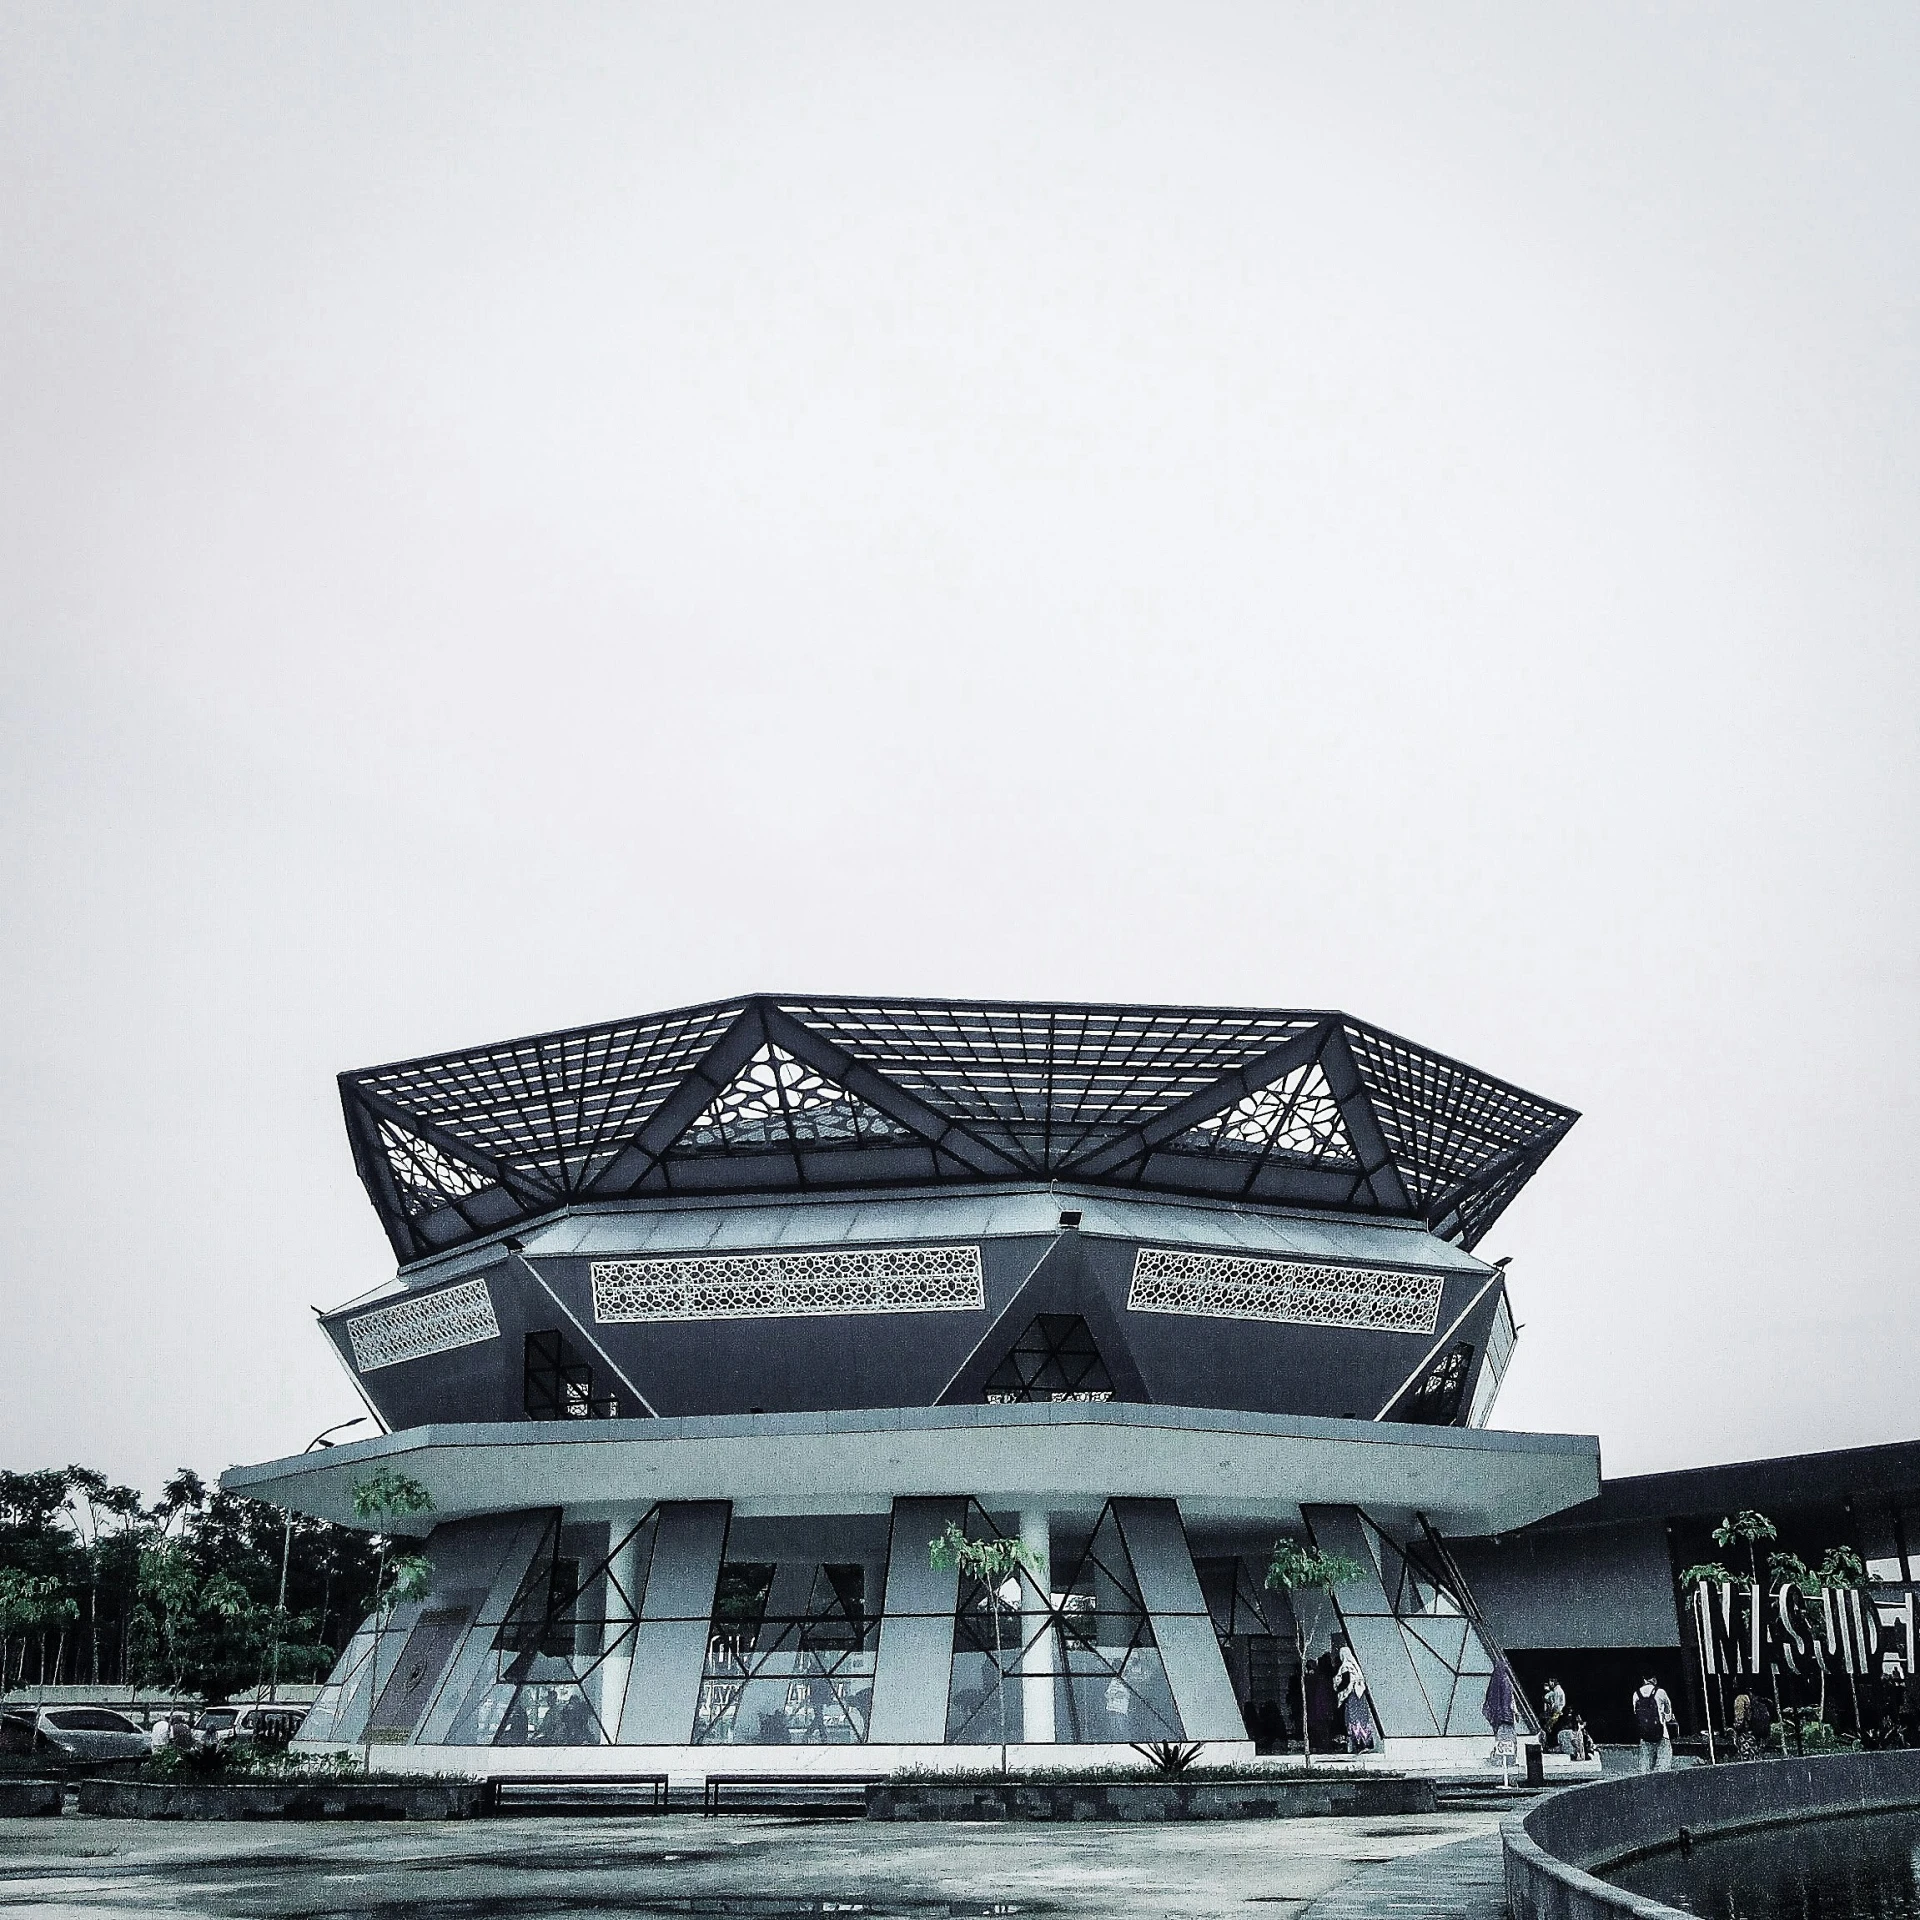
[869,1498,965,1746]
[617,1502,730,1746]
[592,1507,654,1742]
[1020,1509,1055,1745]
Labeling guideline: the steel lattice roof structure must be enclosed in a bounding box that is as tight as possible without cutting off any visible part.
[340,995,1578,1266]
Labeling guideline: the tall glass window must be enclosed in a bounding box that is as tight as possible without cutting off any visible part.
[693,1515,888,1745]
[444,1510,658,1747]
[944,1503,1182,1744]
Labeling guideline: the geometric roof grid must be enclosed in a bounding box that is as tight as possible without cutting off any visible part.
[339,994,1578,1266]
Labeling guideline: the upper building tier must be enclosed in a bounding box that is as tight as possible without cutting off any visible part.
[341,995,1577,1267]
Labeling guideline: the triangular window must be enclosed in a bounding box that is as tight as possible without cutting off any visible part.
[674,1044,915,1155]
[983,1315,1114,1404]
[1395,1341,1474,1426]
[1176,1062,1359,1167]
[378,1118,494,1217]
[523,1330,619,1421]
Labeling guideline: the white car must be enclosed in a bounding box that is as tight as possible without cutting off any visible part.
[24,1707,152,1762]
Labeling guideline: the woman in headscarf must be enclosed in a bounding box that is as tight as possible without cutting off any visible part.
[1333,1636,1377,1752]
[1483,1657,1518,1769]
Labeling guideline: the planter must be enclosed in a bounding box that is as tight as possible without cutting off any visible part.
[0,1779,63,1817]
[76,1776,488,1822]
[867,1774,1436,1822]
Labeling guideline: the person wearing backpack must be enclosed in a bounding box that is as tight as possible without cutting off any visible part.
[1632,1675,1676,1772]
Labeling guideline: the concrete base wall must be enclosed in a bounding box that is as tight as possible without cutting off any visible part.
[869,1775,1437,1820]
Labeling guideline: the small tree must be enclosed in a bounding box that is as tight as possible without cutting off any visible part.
[1712,1511,1777,1589]
[928,1521,1040,1586]
[929,1523,1041,1760]
[349,1471,434,1774]
[1265,1540,1367,1769]
[1816,1546,1870,1736]
[1678,1560,1737,1758]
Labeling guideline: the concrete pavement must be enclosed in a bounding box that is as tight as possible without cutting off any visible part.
[0,1807,1505,1920]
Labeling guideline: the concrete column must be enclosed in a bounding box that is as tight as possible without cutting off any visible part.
[869,1498,965,1746]
[1019,1509,1055,1745]
[592,1509,651,1742]
[618,1502,731,1746]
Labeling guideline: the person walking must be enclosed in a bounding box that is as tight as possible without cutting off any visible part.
[1542,1677,1568,1740]
[1632,1674,1676,1772]
[1731,1683,1757,1759]
[1483,1657,1518,1770]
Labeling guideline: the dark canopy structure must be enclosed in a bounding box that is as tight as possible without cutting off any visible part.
[341,995,1577,1265]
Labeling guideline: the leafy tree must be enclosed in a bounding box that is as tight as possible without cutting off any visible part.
[1265,1540,1367,1768]
[61,1468,144,1687]
[928,1522,1042,1754]
[928,1521,1041,1586]
[1712,1511,1778,1588]
[350,1471,435,1773]
[0,1570,77,1697]
[4,1458,380,1701]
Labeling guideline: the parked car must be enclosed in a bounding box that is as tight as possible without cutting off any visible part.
[0,1710,37,1757]
[194,1704,305,1750]
[21,1706,151,1762]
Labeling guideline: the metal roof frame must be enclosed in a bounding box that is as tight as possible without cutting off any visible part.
[340,994,1578,1265]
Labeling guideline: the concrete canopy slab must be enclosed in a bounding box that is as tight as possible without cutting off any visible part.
[223,1401,1597,1538]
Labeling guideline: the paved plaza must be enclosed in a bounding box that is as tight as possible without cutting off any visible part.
[0,1809,1505,1920]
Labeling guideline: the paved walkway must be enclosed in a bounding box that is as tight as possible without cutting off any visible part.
[1297,1829,1508,1920]
[0,1808,1507,1920]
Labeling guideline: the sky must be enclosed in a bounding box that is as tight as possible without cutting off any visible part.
[2,4,1916,1500]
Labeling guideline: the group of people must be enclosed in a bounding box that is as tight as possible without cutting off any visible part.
[1242,1637,1380,1755]
[1539,1675,1595,1761]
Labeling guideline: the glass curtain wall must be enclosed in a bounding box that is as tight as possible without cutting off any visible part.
[692,1515,889,1746]
[1359,1514,1528,1737]
[1196,1553,1299,1751]
[442,1509,660,1747]
[944,1502,1182,1744]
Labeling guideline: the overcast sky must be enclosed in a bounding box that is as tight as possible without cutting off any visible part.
[3,5,1916,1499]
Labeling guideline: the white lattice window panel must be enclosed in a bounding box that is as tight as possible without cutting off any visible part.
[1178,1063,1357,1165]
[347,1278,502,1372]
[592,1245,984,1323]
[1127,1248,1443,1334]
[678,1043,915,1153]
[378,1118,493,1215]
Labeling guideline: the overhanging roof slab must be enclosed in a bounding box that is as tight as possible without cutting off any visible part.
[223,1403,1598,1539]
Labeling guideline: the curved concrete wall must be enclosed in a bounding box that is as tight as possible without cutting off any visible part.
[1504,1752,1920,1920]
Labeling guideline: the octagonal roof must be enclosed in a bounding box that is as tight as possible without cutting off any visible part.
[341,994,1577,1266]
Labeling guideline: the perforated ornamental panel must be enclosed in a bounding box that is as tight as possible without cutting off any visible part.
[591,1246,984,1323]
[347,1278,501,1371]
[1126,1248,1444,1334]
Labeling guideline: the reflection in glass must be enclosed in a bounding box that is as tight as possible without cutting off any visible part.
[944,1503,1182,1744]
[445,1510,659,1747]
[695,1559,876,1745]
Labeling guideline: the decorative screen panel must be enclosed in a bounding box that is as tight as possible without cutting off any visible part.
[347,1278,501,1372]
[591,1246,984,1324]
[1127,1248,1443,1335]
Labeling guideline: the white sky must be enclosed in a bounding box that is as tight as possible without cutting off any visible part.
[3,5,1916,1498]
